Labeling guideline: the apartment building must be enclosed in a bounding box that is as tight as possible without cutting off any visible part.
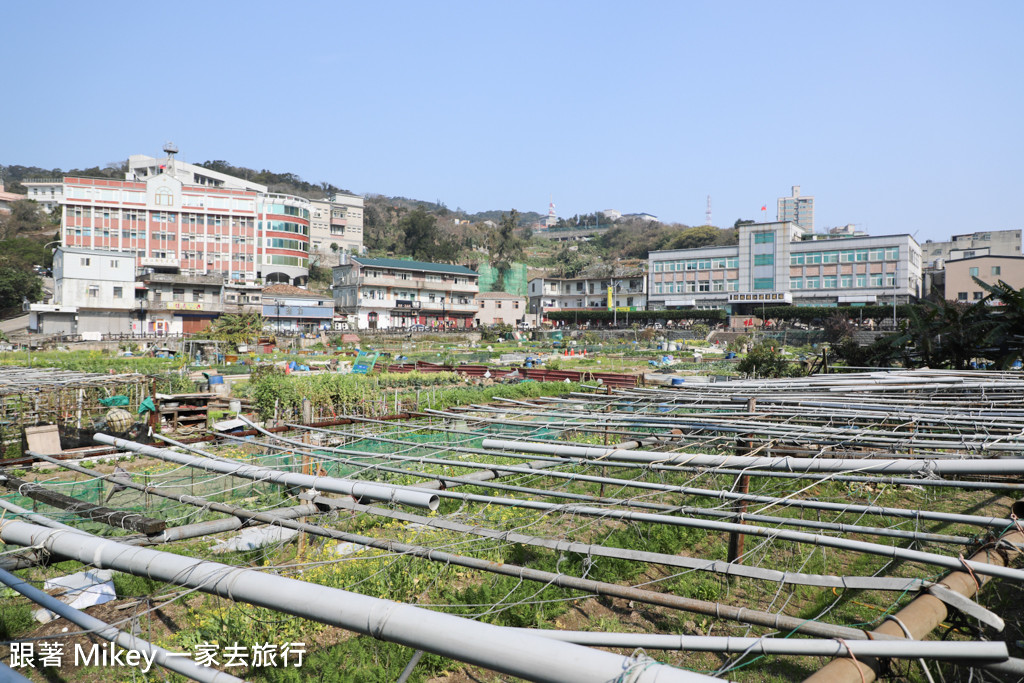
[648,221,922,313]
[527,274,647,319]
[309,193,364,261]
[777,186,814,232]
[60,152,311,286]
[135,271,226,335]
[944,256,1024,303]
[333,257,480,330]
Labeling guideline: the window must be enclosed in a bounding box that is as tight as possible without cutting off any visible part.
[81,258,91,266]
[840,275,853,288]
[113,287,123,299]
[869,248,885,261]
[969,267,979,277]
[88,286,99,297]
[192,290,204,303]
[855,250,868,262]
[992,266,1001,275]
[514,302,519,309]
[957,292,968,300]
[964,250,976,258]
[856,275,867,287]
[805,277,819,289]
[823,276,837,289]
[753,278,773,290]
[805,252,822,265]
[754,232,775,244]
[885,247,899,260]
[973,291,983,300]
[754,254,774,266]
[823,251,839,264]
[496,302,502,309]
[840,250,855,263]
[790,278,803,290]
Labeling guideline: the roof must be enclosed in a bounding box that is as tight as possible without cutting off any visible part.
[352,257,478,277]
[946,255,1024,264]
[262,284,323,298]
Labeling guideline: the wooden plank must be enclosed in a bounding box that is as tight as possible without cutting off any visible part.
[0,475,166,535]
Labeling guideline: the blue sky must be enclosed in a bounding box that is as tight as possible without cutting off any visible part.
[2,1,1020,243]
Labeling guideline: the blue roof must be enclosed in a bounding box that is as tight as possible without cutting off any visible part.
[352,257,479,277]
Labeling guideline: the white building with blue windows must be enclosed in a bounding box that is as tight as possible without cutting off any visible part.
[648,221,922,313]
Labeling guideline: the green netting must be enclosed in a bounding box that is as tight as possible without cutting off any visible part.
[476,262,528,295]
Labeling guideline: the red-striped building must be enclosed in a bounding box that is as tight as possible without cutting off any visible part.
[60,154,311,286]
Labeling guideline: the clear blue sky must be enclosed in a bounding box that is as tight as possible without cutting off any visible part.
[2,1,1021,243]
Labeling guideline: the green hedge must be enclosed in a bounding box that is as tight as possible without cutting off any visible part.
[760,304,914,322]
[546,309,725,323]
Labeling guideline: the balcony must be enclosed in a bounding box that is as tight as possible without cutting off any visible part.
[138,299,225,314]
[359,274,478,293]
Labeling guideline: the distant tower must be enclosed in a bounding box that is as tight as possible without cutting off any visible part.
[162,141,179,176]
[706,195,712,226]
[545,196,557,228]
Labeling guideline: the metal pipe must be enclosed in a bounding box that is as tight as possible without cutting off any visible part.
[482,437,1024,475]
[0,520,713,683]
[93,433,439,511]
[516,630,1009,661]
[805,528,1024,683]
[0,567,244,683]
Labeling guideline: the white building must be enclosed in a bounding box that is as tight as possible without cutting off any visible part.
[648,221,922,313]
[28,246,138,336]
[21,180,63,213]
[333,257,480,330]
[528,274,647,320]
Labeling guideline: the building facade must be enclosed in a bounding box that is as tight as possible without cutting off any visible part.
[60,153,311,286]
[332,257,480,330]
[527,274,647,320]
[475,292,527,327]
[309,194,364,263]
[21,180,63,213]
[262,284,334,334]
[777,186,814,233]
[648,221,922,312]
[28,246,138,335]
[944,256,1024,303]
[920,230,1022,269]
[135,271,226,335]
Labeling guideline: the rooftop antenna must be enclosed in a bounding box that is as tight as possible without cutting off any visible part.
[706,195,712,226]
[162,141,178,176]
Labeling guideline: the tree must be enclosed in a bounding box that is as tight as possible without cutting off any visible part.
[488,210,526,291]
[0,200,46,239]
[0,237,54,270]
[0,266,42,314]
[399,208,449,261]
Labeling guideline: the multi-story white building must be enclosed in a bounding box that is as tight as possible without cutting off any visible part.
[332,257,479,330]
[527,274,647,320]
[60,151,312,286]
[28,246,138,335]
[648,221,922,313]
[777,186,814,233]
[309,193,364,262]
[21,179,63,213]
[262,284,335,334]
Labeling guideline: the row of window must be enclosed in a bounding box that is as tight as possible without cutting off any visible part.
[792,275,895,289]
[260,220,310,236]
[68,207,256,228]
[261,203,310,220]
[968,266,1002,276]
[791,247,899,265]
[265,255,309,268]
[653,257,740,272]
[655,281,740,294]
[264,237,309,253]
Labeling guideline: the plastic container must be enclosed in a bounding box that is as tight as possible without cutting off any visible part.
[207,375,224,385]
[671,377,685,386]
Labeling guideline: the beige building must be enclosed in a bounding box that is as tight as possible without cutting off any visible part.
[309,193,364,264]
[944,256,1024,303]
[475,292,527,327]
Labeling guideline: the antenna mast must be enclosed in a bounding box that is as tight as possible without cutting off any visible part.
[706,195,712,226]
